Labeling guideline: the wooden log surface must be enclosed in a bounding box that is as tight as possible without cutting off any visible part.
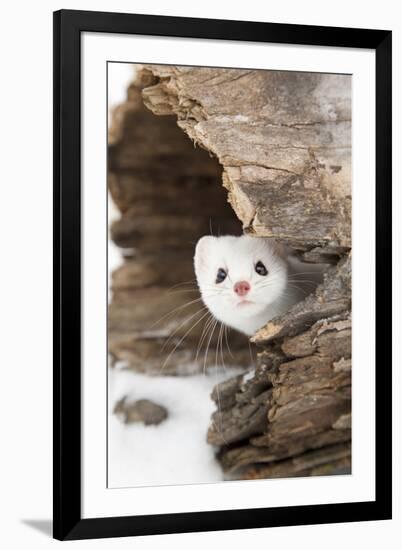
[108,71,244,375]
[108,65,352,478]
[142,65,351,255]
[138,64,352,477]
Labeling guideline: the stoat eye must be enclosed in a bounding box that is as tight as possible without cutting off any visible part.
[255,261,268,276]
[216,268,227,284]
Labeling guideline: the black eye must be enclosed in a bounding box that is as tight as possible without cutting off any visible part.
[216,268,227,284]
[255,261,268,276]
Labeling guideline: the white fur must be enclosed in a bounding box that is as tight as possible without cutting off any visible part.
[194,235,324,337]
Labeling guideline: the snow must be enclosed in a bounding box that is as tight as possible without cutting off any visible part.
[107,63,246,489]
[108,366,243,488]
[242,369,255,383]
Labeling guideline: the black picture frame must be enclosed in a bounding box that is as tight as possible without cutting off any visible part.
[53,9,392,541]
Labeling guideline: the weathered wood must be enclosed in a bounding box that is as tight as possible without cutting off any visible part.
[109,285,251,374]
[140,63,352,478]
[109,65,352,478]
[252,254,351,344]
[109,333,252,376]
[207,310,351,475]
[142,65,351,253]
[111,253,195,291]
[239,443,351,480]
[111,213,238,251]
[108,73,244,374]
[108,173,235,217]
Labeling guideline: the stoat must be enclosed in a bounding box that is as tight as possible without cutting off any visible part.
[194,235,326,337]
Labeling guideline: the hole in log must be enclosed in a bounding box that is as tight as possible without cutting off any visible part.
[108,65,351,483]
[108,74,250,375]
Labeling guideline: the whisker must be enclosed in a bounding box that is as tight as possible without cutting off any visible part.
[195,314,215,364]
[218,322,226,372]
[165,278,197,291]
[162,306,206,351]
[286,286,318,294]
[167,289,201,295]
[287,270,326,276]
[287,277,320,284]
[206,319,230,445]
[253,284,308,301]
[255,278,318,293]
[279,288,308,299]
[203,318,218,376]
[149,297,203,329]
[169,285,221,294]
[166,286,223,296]
[286,283,316,295]
[224,324,234,359]
[160,308,210,372]
[215,322,224,372]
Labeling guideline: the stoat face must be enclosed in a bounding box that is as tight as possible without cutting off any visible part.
[194,235,288,327]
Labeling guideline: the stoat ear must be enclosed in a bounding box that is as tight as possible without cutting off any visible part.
[194,236,214,274]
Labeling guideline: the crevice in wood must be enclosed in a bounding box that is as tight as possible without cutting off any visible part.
[108,64,352,479]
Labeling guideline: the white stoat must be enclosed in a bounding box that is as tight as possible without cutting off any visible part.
[194,235,326,337]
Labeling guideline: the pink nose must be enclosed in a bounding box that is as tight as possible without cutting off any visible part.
[234,281,250,297]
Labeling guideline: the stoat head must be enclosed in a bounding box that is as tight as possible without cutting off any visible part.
[194,235,288,319]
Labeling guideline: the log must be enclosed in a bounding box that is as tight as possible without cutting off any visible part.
[138,64,352,477]
[142,66,351,254]
[208,310,351,477]
[108,72,245,375]
[111,213,238,251]
[108,64,352,478]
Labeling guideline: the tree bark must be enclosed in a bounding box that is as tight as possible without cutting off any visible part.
[108,70,246,375]
[142,66,351,257]
[109,65,352,477]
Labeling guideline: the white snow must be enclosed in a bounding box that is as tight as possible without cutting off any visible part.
[108,366,243,488]
[242,369,255,383]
